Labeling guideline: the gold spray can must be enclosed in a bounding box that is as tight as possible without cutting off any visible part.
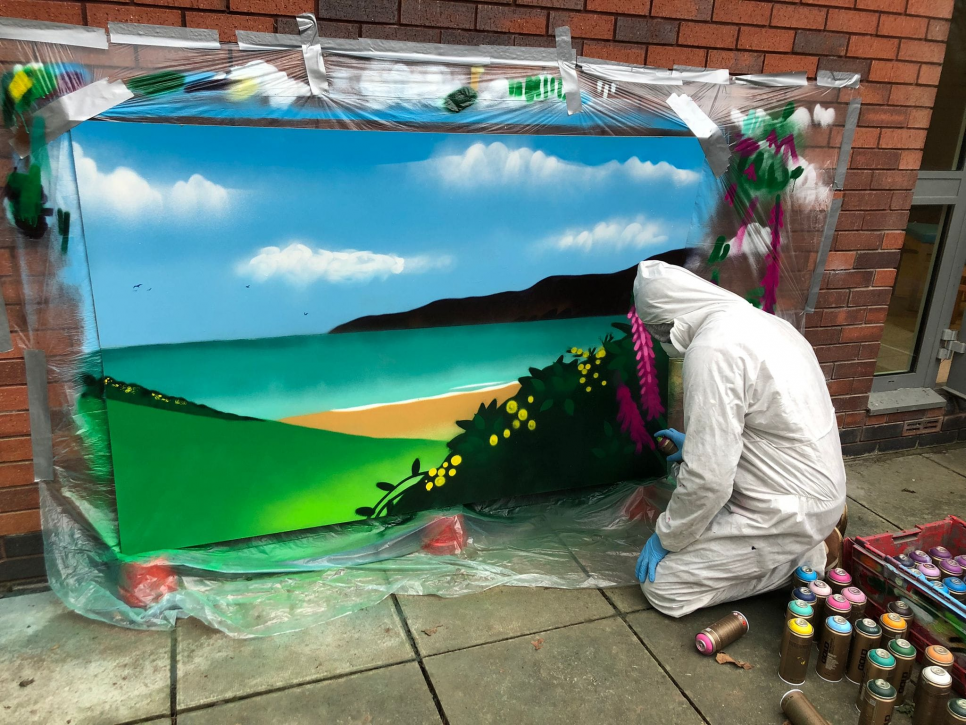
[856,648,896,711]
[780,689,831,725]
[857,678,897,725]
[779,618,814,686]
[886,637,916,703]
[925,644,956,676]
[846,618,882,685]
[815,615,852,683]
[694,611,749,656]
[913,665,953,725]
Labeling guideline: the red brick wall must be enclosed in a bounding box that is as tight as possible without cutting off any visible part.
[0,0,955,583]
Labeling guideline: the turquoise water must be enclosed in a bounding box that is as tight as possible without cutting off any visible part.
[101,317,625,421]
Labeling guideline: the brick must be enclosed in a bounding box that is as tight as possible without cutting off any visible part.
[872,170,919,189]
[278,17,358,37]
[0,462,31,489]
[677,21,737,47]
[878,14,928,38]
[898,39,945,63]
[856,0,904,10]
[0,509,39,536]
[86,4,183,27]
[862,422,905,441]
[0,360,25,387]
[868,60,921,84]
[231,0,308,12]
[707,50,764,74]
[771,5,826,29]
[860,106,910,127]
[712,0,770,24]
[0,437,30,464]
[805,327,843,345]
[842,441,879,457]
[834,395,872,414]
[927,19,951,41]
[587,0,650,13]
[854,83,892,105]
[651,0,712,20]
[826,270,876,289]
[839,426,862,444]
[583,40,645,64]
[834,232,882,251]
[519,0,582,7]
[142,0,226,7]
[399,0,476,28]
[826,9,880,35]
[550,12,614,39]
[854,249,901,269]
[0,555,44,582]
[888,84,936,107]
[814,343,862,363]
[822,308,868,327]
[882,230,906,249]
[515,35,558,47]
[836,211,865,231]
[615,17,679,44]
[843,191,892,210]
[738,26,795,52]
[185,12,273,40]
[647,45,708,68]
[891,190,914,209]
[849,287,893,306]
[907,0,954,18]
[815,289,850,309]
[908,108,932,127]
[879,127,928,148]
[825,251,857,269]
[3,531,41,558]
[0,385,27,412]
[918,64,943,85]
[848,35,899,59]
[851,377,874,395]
[320,0,398,22]
[362,25,441,42]
[899,150,923,169]
[862,212,909,231]
[874,268,897,287]
[441,29,513,44]
[877,436,920,453]
[0,485,37,513]
[0,412,29,437]
[477,5,546,35]
[851,149,902,168]
[763,54,818,76]
[844,411,868,427]
[920,430,960,448]
[818,56,872,79]
[0,0,83,23]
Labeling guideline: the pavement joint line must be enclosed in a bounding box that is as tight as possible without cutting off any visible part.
[919,454,966,481]
[600,588,713,725]
[845,494,903,531]
[390,593,451,725]
[113,714,174,725]
[170,627,178,724]
[169,656,418,718]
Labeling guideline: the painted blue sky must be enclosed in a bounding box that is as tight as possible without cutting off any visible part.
[71,122,706,349]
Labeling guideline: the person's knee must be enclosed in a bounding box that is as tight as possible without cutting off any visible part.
[641,579,693,618]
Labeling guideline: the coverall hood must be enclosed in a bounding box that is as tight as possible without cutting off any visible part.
[633,260,747,354]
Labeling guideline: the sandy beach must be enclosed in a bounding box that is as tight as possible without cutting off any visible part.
[281,382,521,441]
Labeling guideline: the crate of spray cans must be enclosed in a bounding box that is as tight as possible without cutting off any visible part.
[844,514,966,694]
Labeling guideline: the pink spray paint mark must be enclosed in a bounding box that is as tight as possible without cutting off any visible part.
[628,308,665,422]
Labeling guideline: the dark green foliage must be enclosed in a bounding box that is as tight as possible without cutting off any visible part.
[442,86,478,113]
[126,71,186,97]
[5,164,50,238]
[57,208,70,254]
[84,374,256,422]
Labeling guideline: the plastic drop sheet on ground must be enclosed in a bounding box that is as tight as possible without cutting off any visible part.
[0,23,856,635]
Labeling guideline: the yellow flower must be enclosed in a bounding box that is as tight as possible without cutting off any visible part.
[435,476,446,487]
[124,386,132,393]
[595,359,601,366]
[576,348,583,356]
[601,380,607,386]
[425,482,433,491]
[517,408,528,421]
[506,400,518,414]
[570,347,578,354]
[596,348,606,358]
[580,377,586,384]
[441,462,448,469]
[449,468,457,476]
[586,386,592,392]
[451,455,462,466]
[512,420,520,429]
[593,373,599,379]
[527,396,534,403]
[528,420,536,431]
[503,428,511,438]
[429,468,438,477]
[489,434,498,446]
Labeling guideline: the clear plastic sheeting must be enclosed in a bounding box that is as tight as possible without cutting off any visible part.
[0,21,856,635]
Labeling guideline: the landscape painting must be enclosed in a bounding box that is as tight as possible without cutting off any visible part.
[71,121,707,554]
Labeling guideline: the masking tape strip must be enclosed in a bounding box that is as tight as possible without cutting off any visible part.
[834,98,862,190]
[666,93,730,177]
[805,196,843,313]
[296,13,328,95]
[0,281,11,354]
[734,72,808,87]
[108,22,220,49]
[671,66,731,84]
[580,62,681,85]
[0,17,107,50]
[25,349,53,483]
[816,70,861,89]
[236,31,301,51]
[554,27,582,115]
[12,79,134,159]
[313,36,558,67]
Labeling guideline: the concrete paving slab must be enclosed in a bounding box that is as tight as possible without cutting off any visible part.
[626,591,913,725]
[845,454,966,529]
[397,585,615,656]
[845,496,901,539]
[178,662,441,725]
[176,598,413,709]
[925,446,966,478]
[0,591,171,725]
[425,617,704,725]
[601,585,651,613]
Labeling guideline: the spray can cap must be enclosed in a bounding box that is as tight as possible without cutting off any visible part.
[926,645,955,665]
[827,567,851,584]
[956,555,966,568]
[855,618,881,636]
[787,618,813,636]
[922,665,953,686]
[940,559,964,576]
[794,566,817,582]
[809,580,831,596]
[842,586,867,604]
[949,699,966,717]
[929,546,952,560]
[826,616,851,634]
[787,600,813,617]
[888,638,915,657]
[946,577,966,593]
[919,562,942,577]
[867,679,896,698]
[888,600,912,616]
[791,586,816,603]
[881,613,906,631]
[867,648,895,668]
[910,550,932,564]
[826,594,850,612]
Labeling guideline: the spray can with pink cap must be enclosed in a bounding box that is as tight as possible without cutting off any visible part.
[842,586,867,624]
[695,611,749,656]
[826,567,852,596]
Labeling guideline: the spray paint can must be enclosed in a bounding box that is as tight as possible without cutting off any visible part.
[940,558,965,579]
[780,689,831,725]
[793,565,818,590]
[857,678,897,725]
[896,553,915,570]
[920,562,943,581]
[913,665,953,725]
[791,586,818,607]
[826,567,852,595]
[886,637,916,703]
[823,593,851,624]
[779,618,814,686]
[911,549,932,566]
[947,698,966,724]
[887,599,914,625]
[955,554,966,569]
[945,577,966,602]
[925,644,956,675]
[655,435,678,457]
[816,615,852,682]
[879,612,907,647]
[847,618,883,684]
[809,580,831,615]
[930,545,954,567]
[843,587,867,624]
[694,611,749,656]
[861,647,896,691]
[786,599,814,626]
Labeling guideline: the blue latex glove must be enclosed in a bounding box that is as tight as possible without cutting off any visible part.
[654,428,685,463]
[635,533,670,583]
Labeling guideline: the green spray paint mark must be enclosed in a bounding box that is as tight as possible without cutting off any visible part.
[57,208,70,254]
[6,164,44,227]
[126,71,186,97]
[443,86,478,113]
[508,75,565,103]
[708,236,730,285]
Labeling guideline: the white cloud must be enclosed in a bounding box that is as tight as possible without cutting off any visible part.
[226,60,311,108]
[72,143,230,220]
[549,217,668,253]
[239,242,453,285]
[419,141,701,189]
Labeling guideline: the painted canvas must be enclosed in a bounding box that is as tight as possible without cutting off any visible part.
[71,121,707,553]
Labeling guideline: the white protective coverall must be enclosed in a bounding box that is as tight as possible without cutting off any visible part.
[633,261,846,617]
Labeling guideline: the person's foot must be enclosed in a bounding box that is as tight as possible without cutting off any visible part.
[836,502,849,538]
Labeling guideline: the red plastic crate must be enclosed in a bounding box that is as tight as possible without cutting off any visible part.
[844,515,966,695]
